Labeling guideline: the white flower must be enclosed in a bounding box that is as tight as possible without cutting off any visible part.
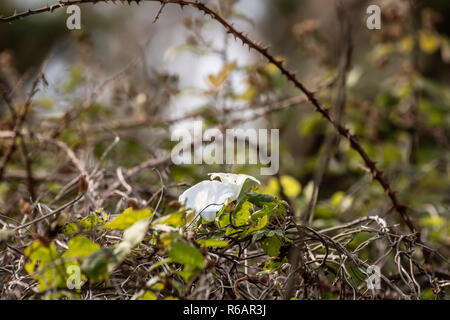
[208,173,260,196]
[178,173,260,222]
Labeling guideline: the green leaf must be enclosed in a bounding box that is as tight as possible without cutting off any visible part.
[171,280,187,294]
[80,212,106,230]
[62,222,79,234]
[246,192,276,207]
[264,258,285,271]
[236,178,260,202]
[78,217,150,283]
[197,239,229,247]
[217,212,231,229]
[103,208,154,230]
[82,248,115,282]
[168,241,205,269]
[63,236,100,258]
[64,212,107,234]
[252,229,268,242]
[234,200,252,226]
[176,265,200,282]
[267,229,284,238]
[261,236,282,257]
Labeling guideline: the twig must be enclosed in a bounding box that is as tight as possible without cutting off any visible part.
[2,0,418,235]
[0,64,46,181]
[13,194,84,232]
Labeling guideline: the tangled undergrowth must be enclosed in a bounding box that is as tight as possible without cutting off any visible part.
[1,176,447,300]
[0,0,449,300]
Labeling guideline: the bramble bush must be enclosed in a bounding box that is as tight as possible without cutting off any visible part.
[0,0,449,300]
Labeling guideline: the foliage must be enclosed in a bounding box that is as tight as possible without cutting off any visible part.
[0,0,448,300]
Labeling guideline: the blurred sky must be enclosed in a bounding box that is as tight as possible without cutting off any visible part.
[8,0,267,129]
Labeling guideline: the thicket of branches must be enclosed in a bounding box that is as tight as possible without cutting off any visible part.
[0,0,449,300]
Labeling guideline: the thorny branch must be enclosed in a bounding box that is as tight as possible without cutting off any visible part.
[0,0,419,242]
[0,0,447,301]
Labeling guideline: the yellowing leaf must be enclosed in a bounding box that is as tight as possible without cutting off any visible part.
[419,31,441,54]
[160,231,182,246]
[208,61,236,89]
[138,291,157,300]
[261,178,279,197]
[63,236,99,258]
[152,211,185,227]
[103,208,154,230]
[25,241,58,275]
[298,113,323,136]
[24,242,68,291]
[420,216,445,228]
[261,176,301,198]
[398,36,413,53]
[247,214,268,234]
[331,191,345,208]
[151,283,165,291]
[265,62,280,76]
[240,84,257,101]
[280,176,301,198]
[197,239,229,247]
[234,200,252,226]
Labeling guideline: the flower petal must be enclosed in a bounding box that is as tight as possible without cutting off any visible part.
[208,173,261,186]
[208,173,260,197]
[179,180,238,222]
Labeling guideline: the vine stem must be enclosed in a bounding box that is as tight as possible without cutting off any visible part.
[1,0,419,236]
